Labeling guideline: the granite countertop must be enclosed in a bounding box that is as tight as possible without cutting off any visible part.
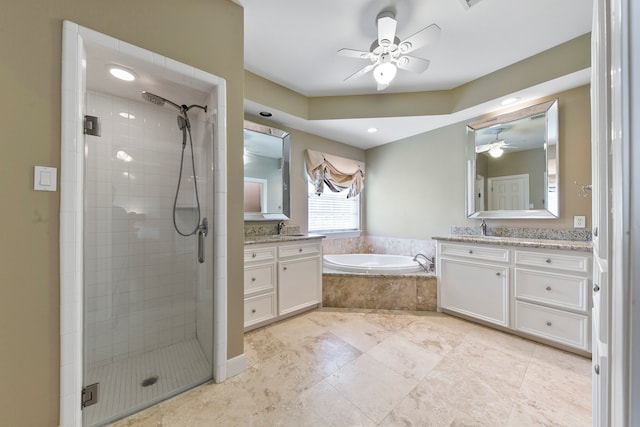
[244,233,325,245]
[432,235,592,252]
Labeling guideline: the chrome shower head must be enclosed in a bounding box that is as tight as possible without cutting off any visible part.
[141,91,182,111]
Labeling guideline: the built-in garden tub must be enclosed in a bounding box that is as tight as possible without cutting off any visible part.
[322,253,437,311]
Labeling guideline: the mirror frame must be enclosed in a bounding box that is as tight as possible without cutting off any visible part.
[243,120,291,221]
[466,99,559,219]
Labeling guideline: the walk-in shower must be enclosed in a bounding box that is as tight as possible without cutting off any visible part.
[61,22,228,427]
[82,87,215,425]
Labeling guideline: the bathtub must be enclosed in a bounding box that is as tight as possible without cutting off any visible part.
[323,253,423,274]
[322,253,436,311]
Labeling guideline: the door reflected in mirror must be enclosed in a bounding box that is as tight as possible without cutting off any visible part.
[466,99,559,219]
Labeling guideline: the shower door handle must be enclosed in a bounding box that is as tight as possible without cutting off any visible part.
[198,218,208,264]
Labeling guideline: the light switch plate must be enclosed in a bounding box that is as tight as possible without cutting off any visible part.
[573,215,586,228]
[34,166,57,191]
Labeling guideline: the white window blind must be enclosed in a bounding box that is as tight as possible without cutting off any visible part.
[308,180,360,233]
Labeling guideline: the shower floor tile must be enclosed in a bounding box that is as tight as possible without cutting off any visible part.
[84,338,211,427]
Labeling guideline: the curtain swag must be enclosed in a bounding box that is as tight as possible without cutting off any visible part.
[305,149,364,198]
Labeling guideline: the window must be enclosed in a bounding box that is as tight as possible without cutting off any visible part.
[308,180,361,233]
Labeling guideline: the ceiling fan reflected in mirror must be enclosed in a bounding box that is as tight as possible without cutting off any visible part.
[338,11,441,91]
[476,129,513,158]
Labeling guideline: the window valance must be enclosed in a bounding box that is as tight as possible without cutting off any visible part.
[305,149,365,198]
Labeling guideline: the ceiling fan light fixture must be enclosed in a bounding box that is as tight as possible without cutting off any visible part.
[373,62,397,84]
[489,146,504,158]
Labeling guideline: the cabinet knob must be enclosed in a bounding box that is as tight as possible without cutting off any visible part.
[546,321,552,327]
[469,250,473,254]
[546,286,552,291]
[252,253,257,258]
[251,277,256,282]
[594,227,599,238]
[299,248,303,252]
[283,266,287,271]
[495,272,501,276]
[545,259,552,264]
[594,364,600,375]
[251,308,256,314]
[594,284,600,292]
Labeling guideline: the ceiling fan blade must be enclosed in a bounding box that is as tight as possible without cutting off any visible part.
[476,145,491,153]
[377,82,389,91]
[337,48,373,59]
[398,24,441,54]
[396,55,431,73]
[344,63,375,81]
[377,12,397,48]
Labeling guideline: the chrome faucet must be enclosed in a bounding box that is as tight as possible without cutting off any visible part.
[481,219,487,237]
[277,221,286,235]
[413,253,435,272]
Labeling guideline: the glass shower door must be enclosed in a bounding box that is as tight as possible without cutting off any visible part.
[82,90,213,426]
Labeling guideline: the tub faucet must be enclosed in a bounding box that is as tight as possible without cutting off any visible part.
[481,220,487,237]
[413,253,434,272]
[277,221,286,235]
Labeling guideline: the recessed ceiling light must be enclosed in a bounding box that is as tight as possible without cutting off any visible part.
[119,112,135,119]
[259,111,272,117]
[108,66,136,81]
[367,127,379,133]
[501,97,520,106]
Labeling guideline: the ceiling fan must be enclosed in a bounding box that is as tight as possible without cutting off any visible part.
[476,129,513,158]
[337,11,441,91]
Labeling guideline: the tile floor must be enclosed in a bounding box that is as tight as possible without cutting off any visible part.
[112,309,592,426]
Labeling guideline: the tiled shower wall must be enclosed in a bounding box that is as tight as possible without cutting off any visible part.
[84,91,209,369]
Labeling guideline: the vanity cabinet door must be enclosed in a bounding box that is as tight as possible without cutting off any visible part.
[440,258,509,327]
[278,255,321,316]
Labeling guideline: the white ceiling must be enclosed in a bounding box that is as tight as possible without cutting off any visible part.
[240,0,593,149]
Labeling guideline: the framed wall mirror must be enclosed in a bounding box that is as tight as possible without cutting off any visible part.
[466,99,559,219]
[243,120,291,221]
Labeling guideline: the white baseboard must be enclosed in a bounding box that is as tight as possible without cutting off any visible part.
[226,353,246,378]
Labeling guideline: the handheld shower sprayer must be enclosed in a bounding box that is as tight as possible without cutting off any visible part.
[141,90,209,243]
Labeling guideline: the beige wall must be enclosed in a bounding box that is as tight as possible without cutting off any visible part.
[365,85,592,239]
[244,115,366,232]
[0,1,245,425]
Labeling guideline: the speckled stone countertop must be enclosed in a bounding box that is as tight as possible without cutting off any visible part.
[433,235,592,252]
[244,233,325,245]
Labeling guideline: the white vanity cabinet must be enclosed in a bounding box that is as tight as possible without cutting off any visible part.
[437,239,592,354]
[278,242,322,316]
[439,243,510,327]
[243,246,277,328]
[513,249,591,351]
[244,238,323,330]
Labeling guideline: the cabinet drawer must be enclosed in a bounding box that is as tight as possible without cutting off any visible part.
[514,301,590,350]
[244,293,276,327]
[244,246,277,263]
[279,241,321,259]
[515,250,590,273]
[515,268,588,312]
[440,243,509,263]
[244,263,276,295]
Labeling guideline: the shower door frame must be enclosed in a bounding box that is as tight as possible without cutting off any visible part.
[60,21,229,427]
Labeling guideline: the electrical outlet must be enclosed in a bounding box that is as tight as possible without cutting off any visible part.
[574,215,586,228]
